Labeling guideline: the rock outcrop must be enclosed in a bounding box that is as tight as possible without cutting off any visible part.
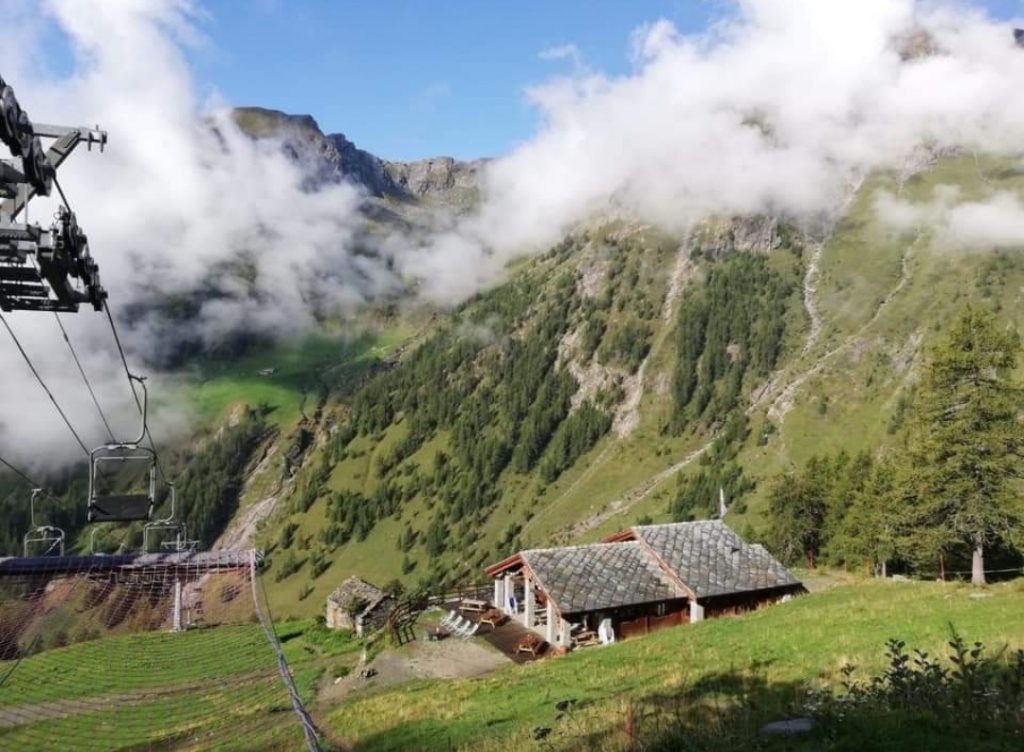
[231,106,483,210]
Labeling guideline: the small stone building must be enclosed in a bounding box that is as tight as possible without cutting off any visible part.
[325,576,395,637]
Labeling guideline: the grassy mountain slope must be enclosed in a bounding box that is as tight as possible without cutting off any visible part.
[15,148,1018,615]
[240,152,1024,617]
[327,577,1024,751]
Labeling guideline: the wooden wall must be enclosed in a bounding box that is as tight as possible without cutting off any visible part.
[619,609,688,639]
[702,585,802,619]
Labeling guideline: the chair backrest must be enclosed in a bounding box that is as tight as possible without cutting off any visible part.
[23,524,65,557]
[88,444,157,523]
[87,374,157,524]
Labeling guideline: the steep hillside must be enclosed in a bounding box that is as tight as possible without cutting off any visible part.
[8,116,1024,620]
[248,150,1024,617]
[254,213,809,613]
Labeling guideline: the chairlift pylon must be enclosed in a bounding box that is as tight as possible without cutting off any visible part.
[87,374,156,523]
[0,73,108,313]
[23,488,65,557]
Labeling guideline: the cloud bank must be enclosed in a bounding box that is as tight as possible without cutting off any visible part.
[4,0,1024,465]
[420,0,1024,283]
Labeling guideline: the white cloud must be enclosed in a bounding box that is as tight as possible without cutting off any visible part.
[877,185,1024,250]
[539,43,583,66]
[6,0,1024,464]
[420,0,1024,274]
[0,0,394,465]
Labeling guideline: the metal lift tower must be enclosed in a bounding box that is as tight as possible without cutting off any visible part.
[0,73,107,312]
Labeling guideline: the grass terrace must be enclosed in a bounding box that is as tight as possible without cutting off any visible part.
[324,577,1024,751]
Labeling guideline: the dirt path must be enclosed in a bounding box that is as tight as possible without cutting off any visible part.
[317,637,509,705]
[565,440,714,539]
[767,227,920,426]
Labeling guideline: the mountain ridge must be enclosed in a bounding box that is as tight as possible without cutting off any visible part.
[231,106,485,211]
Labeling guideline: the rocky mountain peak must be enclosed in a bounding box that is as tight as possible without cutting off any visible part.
[231,106,483,211]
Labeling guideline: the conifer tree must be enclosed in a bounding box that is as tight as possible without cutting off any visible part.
[766,469,826,568]
[909,305,1024,584]
[832,460,905,577]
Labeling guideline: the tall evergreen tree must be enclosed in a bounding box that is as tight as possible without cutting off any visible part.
[831,460,905,577]
[909,306,1024,584]
[766,469,826,568]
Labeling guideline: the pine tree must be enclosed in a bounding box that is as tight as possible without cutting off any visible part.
[766,469,826,568]
[832,460,904,577]
[909,305,1024,584]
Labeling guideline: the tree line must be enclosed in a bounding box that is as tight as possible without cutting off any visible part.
[767,306,1024,584]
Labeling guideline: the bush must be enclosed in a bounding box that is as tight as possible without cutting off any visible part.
[274,551,304,582]
[805,631,1024,730]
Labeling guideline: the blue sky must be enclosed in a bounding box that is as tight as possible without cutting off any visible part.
[41,0,1024,162]
[186,0,1024,161]
[188,1,720,160]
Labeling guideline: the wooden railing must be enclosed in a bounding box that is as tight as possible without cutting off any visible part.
[384,582,494,643]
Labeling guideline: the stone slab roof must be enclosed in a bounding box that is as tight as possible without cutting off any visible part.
[327,576,386,613]
[523,541,685,616]
[632,521,800,598]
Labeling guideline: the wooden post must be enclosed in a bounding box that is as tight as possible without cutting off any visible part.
[939,552,946,582]
[524,574,535,627]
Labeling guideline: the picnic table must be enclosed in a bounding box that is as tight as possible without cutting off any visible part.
[479,608,505,629]
[574,630,600,647]
[459,598,488,613]
[514,633,545,657]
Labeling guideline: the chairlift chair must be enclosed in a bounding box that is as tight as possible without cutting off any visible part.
[160,532,197,553]
[23,488,65,557]
[143,482,185,552]
[87,375,157,523]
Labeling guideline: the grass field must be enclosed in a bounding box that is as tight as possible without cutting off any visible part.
[0,612,363,751]
[324,577,1024,751]
[2,575,1022,750]
[185,325,413,429]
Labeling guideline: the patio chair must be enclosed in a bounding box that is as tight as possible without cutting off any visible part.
[439,610,458,629]
[460,623,480,640]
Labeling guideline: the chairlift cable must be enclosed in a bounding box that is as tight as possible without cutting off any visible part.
[0,311,90,455]
[0,452,72,514]
[0,452,41,488]
[53,312,117,443]
[52,174,71,213]
[52,175,168,478]
[57,175,175,512]
[102,299,172,483]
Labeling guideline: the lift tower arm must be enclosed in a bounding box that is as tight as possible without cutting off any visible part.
[0,74,107,313]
